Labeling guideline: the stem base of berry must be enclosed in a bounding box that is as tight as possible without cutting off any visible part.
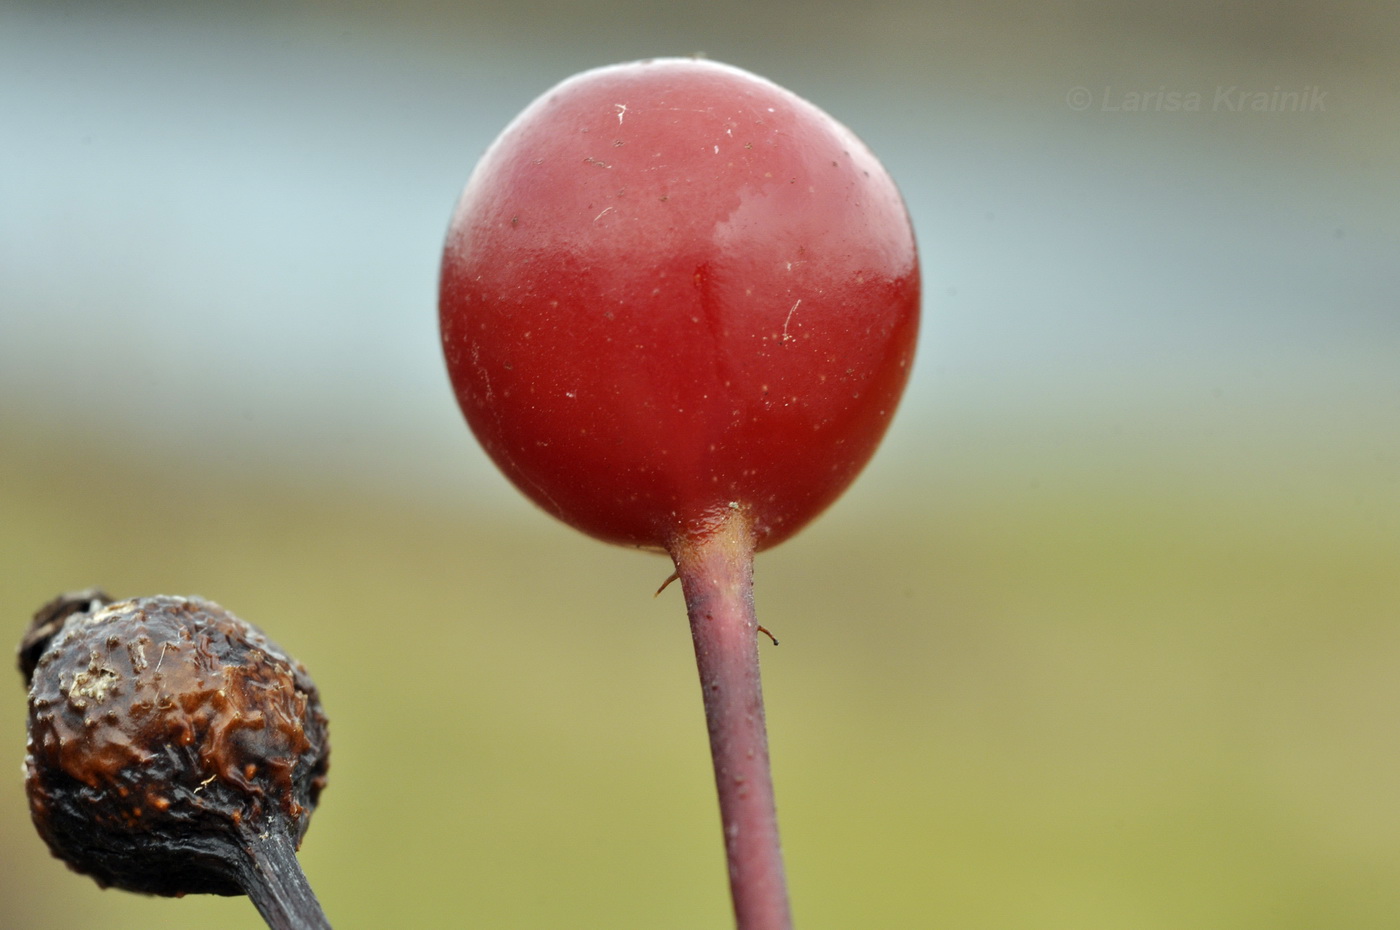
[670,509,793,930]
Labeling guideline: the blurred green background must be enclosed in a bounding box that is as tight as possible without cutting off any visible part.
[3,1,1398,927]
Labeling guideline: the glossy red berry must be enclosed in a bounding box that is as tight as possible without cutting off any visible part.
[440,57,919,551]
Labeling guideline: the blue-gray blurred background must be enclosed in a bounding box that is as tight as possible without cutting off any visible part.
[3,2,1398,927]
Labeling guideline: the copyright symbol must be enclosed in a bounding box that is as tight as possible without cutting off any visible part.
[1066,86,1093,111]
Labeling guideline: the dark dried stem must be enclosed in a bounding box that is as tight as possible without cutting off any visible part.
[231,828,333,930]
[670,510,793,930]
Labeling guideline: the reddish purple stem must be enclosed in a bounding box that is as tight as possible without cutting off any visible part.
[671,511,793,930]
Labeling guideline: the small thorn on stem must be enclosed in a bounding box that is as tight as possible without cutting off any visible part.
[757,625,779,646]
[654,570,680,597]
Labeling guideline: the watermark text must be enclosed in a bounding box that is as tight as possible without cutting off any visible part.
[1066,85,1328,113]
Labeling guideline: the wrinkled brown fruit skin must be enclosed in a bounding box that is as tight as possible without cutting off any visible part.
[19,593,330,897]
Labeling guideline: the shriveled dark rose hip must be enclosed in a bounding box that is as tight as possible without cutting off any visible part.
[19,592,332,929]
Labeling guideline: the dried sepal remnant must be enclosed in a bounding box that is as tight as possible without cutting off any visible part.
[20,593,330,898]
[18,589,113,682]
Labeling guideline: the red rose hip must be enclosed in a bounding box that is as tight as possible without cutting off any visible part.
[439,57,918,552]
[439,58,919,930]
